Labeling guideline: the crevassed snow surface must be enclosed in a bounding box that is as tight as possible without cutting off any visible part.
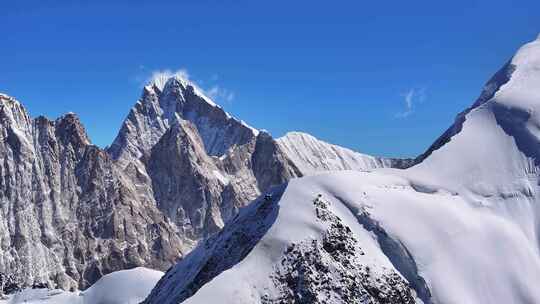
[1,268,163,304]
[145,36,540,304]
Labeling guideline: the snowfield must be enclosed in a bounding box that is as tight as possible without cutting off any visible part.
[143,35,540,304]
[1,268,163,304]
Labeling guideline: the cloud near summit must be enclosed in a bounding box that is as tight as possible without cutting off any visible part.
[144,68,235,104]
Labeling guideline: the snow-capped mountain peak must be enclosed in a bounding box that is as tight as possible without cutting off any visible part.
[109,75,258,164]
[414,35,540,184]
[161,76,219,108]
[414,36,540,164]
[148,71,190,92]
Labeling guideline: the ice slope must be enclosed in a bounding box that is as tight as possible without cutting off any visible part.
[145,35,540,304]
[0,268,163,304]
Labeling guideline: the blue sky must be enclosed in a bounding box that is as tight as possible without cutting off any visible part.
[1,0,538,157]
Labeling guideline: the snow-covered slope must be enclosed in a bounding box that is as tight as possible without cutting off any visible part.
[144,180,425,304]
[277,132,411,174]
[1,268,163,304]
[145,35,540,304]
[146,167,540,304]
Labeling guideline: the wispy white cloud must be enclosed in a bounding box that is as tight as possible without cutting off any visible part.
[146,69,190,90]
[395,87,427,118]
[141,68,235,104]
[206,85,235,103]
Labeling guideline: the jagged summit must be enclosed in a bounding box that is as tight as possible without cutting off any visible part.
[54,112,91,147]
[144,73,218,109]
[0,93,20,103]
[108,75,258,164]
[0,94,91,139]
[0,94,32,126]
[147,71,190,92]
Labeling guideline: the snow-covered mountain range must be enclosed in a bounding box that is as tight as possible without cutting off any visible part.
[4,33,540,304]
[143,35,540,304]
[0,68,404,297]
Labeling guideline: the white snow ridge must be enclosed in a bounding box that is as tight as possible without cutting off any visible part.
[142,35,540,304]
[277,131,397,174]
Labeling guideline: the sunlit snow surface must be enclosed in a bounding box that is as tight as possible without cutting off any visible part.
[145,36,540,304]
[277,131,395,174]
[154,169,540,303]
[0,268,163,304]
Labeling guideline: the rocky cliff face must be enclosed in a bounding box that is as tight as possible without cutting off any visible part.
[0,95,185,293]
[146,122,301,242]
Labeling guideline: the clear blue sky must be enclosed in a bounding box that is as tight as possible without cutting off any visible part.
[1,0,538,157]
